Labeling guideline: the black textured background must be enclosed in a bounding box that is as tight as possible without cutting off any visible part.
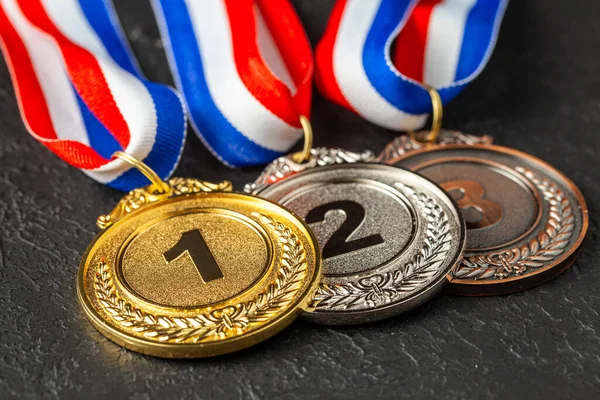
[0,1,599,399]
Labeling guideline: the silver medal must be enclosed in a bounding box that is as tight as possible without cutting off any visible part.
[247,153,466,325]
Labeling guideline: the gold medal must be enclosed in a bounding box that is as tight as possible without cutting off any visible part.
[78,152,321,358]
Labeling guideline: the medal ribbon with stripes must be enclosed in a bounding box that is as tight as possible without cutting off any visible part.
[315,0,508,131]
[0,0,187,191]
[151,0,313,167]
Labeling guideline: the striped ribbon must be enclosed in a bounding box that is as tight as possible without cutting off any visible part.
[0,0,187,191]
[151,0,313,167]
[0,0,504,183]
[315,0,508,131]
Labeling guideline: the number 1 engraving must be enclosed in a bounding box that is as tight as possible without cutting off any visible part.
[163,229,224,283]
[306,200,384,259]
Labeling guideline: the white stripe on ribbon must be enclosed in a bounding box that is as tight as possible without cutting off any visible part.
[3,0,89,145]
[83,60,158,183]
[423,0,477,88]
[41,0,110,60]
[453,0,508,86]
[40,0,158,183]
[86,59,158,182]
[333,0,427,131]
[184,0,301,152]
[254,4,297,95]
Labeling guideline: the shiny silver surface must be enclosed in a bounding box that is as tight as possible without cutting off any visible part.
[243,147,375,194]
[253,163,466,324]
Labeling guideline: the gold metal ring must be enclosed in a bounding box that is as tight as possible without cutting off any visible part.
[292,115,313,163]
[113,151,171,194]
[409,85,443,144]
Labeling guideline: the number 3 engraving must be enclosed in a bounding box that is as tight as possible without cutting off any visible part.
[163,229,224,283]
[305,200,384,259]
[440,180,503,229]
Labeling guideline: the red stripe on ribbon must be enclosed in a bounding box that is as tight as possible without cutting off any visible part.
[0,2,109,169]
[0,3,56,141]
[393,0,441,82]
[256,0,313,119]
[19,0,131,150]
[225,0,301,128]
[314,0,354,112]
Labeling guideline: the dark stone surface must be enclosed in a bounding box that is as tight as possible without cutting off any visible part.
[0,1,598,399]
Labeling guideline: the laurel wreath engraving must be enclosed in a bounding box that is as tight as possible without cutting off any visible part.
[97,178,233,229]
[311,185,451,310]
[93,213,307,343]
[452,167,575,280]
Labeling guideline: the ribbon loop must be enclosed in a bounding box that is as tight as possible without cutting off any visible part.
[315,0,508,131]
[152,0,313,167]
[0,0,186,191]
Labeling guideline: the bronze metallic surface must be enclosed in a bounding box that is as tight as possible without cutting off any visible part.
[420,157,542,250]
[78,178,321,358]
[384,142,588,295]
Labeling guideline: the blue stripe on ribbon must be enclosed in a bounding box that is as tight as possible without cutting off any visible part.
[108,82,186,191]
[363,0,462,115]
[154,0,281,167]
[79,0,141,77]
[363,0,504,115]
[74,87,121,159]
[78,0,186,191]
[455,0,504,81]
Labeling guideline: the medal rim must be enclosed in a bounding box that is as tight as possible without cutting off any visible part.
[254,162,467,324]
[385,143,589,295]
[77,190,322,358]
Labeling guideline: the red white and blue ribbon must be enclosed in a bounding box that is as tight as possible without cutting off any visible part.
[316,0,508,131]
[0,0,186,191]
[151,0,313,167]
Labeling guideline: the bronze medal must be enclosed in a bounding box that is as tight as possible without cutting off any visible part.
[380,131,588,295]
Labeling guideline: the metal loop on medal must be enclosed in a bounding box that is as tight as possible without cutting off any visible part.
[292,115,314,163]
[112,151,171,194]
[409,85,443,144]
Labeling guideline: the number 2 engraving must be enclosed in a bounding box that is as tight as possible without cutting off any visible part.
[305,200,384,259]
[163,229,224,283]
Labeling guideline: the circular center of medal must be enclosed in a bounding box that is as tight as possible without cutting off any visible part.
[118,209,270,308]
[278,180,415,277]
[414,159,540,251]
